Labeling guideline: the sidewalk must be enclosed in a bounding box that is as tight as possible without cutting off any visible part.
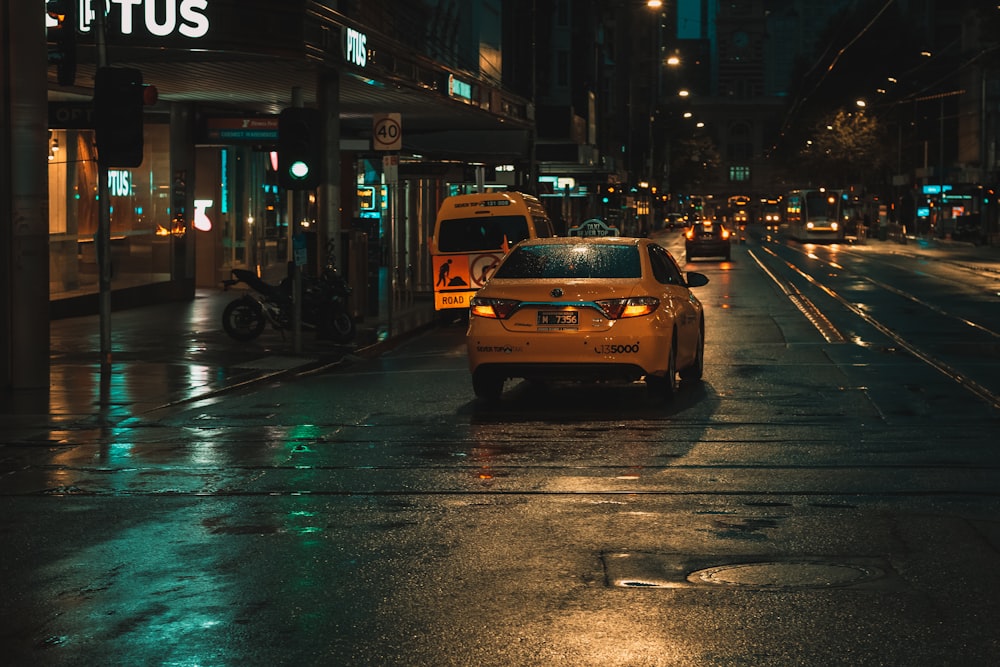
[1,286,437,429]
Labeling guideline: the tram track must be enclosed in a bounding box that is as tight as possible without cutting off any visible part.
[748,244,1000,410]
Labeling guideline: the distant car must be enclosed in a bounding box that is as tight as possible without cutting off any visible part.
[466,236,709,400]
[664,213,686,229]
[685,221,732,260]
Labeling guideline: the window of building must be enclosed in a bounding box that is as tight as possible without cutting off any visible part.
[729,166,751,182]
[48,123,174,299]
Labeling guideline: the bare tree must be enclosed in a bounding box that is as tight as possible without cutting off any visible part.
[798,109,886,186]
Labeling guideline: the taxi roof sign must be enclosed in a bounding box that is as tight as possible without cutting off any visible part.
[567,218,619,237]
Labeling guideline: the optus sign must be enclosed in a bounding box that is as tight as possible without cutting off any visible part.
[76,0,211,39]
[344,27,367,68]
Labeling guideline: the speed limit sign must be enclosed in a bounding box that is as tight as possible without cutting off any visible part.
[373,113,402,151]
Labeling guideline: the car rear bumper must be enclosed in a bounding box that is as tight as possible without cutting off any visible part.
[686,241,730,256]
[467,329,669,379]
[471,361,647,383]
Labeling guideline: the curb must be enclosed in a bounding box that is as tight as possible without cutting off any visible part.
[144,317,440,414]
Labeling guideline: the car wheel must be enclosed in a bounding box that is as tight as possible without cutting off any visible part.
[647,336,677,400]
[472,368,504,400]
[680,325,704,384]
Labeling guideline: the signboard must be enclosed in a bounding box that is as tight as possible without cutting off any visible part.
[205,117,278,142]
[357,186,376,211]
[432,252,503,310]
[373,113,402,151]
[293,232,308,267]
[63,1,309,56]
[49,102,94,128]
[567,218,619,237]
[383,154,399,184]
[344,27,368,67]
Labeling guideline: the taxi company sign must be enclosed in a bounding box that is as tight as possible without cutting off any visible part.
[568,218,620,237]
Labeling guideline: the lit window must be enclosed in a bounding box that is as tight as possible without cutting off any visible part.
[729,166,751,182]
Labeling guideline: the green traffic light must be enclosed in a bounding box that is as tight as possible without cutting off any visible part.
[289,160,310,180]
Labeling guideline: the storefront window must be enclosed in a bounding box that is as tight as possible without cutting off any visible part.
[48,122,173,299]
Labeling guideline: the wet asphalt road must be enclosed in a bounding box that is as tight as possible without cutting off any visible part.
[2,230,1000,666]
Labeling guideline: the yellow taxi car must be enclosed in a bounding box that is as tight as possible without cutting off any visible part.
[466,236,709,400]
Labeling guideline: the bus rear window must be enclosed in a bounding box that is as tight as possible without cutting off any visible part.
[437,216,531,252]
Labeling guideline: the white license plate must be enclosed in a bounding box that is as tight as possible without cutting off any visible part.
[537,310,578,326]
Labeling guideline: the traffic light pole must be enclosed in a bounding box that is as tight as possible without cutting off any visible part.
[94,6,113,400]
[292,190,304,355]
[290,88,304,355]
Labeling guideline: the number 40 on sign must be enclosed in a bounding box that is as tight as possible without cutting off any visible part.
[373,113,401,151]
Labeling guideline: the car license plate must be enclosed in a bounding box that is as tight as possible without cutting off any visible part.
[537,310,578,327]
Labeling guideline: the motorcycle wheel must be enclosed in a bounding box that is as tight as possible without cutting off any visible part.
[324,308,356,344]
[222,297,266,341]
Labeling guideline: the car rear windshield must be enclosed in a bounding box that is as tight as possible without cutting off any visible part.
[694,223,722,236]
[493,244,641,279]
[437,216,531,252]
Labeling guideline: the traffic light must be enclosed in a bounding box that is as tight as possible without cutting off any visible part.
[94,67,148,168]
[46,0,76,86]
[602,185,620,207]
[278,107,323,190]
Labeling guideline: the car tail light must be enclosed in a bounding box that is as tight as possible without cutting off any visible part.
[594,297,659,319]
[685,228,695,240]
[721,227,731,240]
[470,297,520,319]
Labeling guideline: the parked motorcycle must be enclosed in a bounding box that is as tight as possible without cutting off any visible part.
[221,262,356,344]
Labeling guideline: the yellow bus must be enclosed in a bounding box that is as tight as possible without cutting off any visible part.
[430,191,555,312]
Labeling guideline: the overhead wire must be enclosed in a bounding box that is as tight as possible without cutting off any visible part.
[772,0,896,154]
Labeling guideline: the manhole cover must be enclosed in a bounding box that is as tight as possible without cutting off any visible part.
[688,561,884,588]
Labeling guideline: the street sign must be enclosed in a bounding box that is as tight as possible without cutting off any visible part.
[383,154,399,184]
[373,113,402,151]
[293,232,308,267]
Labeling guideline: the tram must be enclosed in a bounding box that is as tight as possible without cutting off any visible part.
[785,189,847,242]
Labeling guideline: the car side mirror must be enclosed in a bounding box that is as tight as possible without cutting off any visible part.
[685,271,709,287]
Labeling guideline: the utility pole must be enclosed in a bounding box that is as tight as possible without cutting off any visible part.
[94,5,113,401]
